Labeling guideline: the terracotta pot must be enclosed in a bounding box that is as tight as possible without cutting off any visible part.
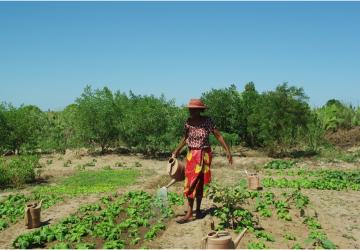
[248,174,261,190]
[24,200,42,229]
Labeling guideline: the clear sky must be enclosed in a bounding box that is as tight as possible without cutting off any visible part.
[0,1,359,111]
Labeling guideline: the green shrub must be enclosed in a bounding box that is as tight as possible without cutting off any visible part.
[0,155,40,188]
[209,132,240,147]
[316,100,357,131]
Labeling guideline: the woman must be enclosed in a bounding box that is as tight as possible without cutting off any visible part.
[172,98,233,224]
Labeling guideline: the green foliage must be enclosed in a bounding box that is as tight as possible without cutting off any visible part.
[0,155,40,188]
[209,132,240,147]
[306,230,336,249]
[0,192,64,231]
[33,169,139,196]
[13,190,172,249]
[2,83,359,156]
[292,243,303,249]
[255,230,275,242]
[201,84,242,134]
[303,217,322,229]
[37,112,67,154]
[254,83,312,152]
[167,192,184,206]
[75,242,96,249]
[144,222,166,240]
[263,169,360,191]
[207,183,257,231]
[284,234,296,241]
[247,241,267,249]
[240,82,262,147]
[1,104,47,154]
[75,86,122,153]
[52,242,71,249]
[120,93,187,155]
[103,240,125,249]
[263,159,296,169]
[316,100,356,131]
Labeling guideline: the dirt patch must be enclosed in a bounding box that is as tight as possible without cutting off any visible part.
[326,126,360,148]
[303,189,360,249]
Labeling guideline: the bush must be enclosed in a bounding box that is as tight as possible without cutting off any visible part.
[201,84,242,134]
[1,104,47,154]
[209,132,240,147]
[0,155,40,188]
[253,83,312,153]
[316,100,356,131]
[120,93,187,155]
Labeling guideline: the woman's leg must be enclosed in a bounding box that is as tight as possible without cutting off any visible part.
[186,197,194,218]
[177,197,194,223]
[195,196,202,217]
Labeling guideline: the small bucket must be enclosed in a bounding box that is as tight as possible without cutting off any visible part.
[247,174,261,190]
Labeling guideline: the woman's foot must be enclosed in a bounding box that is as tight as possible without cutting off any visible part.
[195,210,204,219]
[176,215,193,224]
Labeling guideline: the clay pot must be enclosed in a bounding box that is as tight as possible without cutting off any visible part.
[248,174,261,190]
[24,200,42,229]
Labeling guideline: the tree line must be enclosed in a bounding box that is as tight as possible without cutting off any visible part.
[0,83,359,156]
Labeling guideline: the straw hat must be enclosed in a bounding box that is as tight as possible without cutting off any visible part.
[187,99,207,109]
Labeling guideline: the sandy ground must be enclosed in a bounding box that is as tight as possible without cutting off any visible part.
[0,149,359,249]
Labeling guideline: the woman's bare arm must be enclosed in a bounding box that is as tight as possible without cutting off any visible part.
[213,128,233,164]
[172,137,186,158]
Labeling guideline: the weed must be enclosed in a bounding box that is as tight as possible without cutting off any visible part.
[63,160,72,167]
[284,233,296,241]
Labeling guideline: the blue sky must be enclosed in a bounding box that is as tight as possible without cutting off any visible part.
[0,2,359,111]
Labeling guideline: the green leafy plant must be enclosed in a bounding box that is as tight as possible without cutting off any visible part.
[247,241,267,249]
[264,159,296,169]
[52,242,71,249]
[207,183,255,230]
[284,233,296,241]
[63,160,72,168]
[255,230,275,242]
[75,242,96,249]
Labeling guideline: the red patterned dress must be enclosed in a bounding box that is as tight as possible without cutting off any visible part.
[183,117,215,199]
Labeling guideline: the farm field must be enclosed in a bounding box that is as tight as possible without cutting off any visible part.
[0,147,359,249]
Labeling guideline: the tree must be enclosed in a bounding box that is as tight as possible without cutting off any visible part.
[240,82,262,147]
[75,86,122,153]
[254,83,312,152]
[0,104,10,153]
[2,104,47,154]
[201,84,242,134]
[120,93,187,155]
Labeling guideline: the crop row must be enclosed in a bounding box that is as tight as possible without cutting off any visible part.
[263,176,360,191]
[13,191,183,249]
[207,182,336,249]
[0,193,64,231]
[0,168,139,231]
